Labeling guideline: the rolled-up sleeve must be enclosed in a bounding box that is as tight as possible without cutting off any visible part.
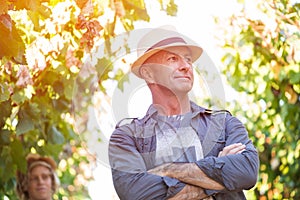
[109,126,185,200]
[195,115,259,192]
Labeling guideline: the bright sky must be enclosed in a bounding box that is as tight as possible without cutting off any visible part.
[88,0,242,199]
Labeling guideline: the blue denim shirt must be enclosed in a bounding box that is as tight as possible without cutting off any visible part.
[109,102,259,200]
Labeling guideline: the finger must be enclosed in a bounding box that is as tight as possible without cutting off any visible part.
[236,148,245,154]
[221,143,246,155]
[222,143,242,153]
[228,144,246,155]
[218,151,223,157]
[219,147,244,157]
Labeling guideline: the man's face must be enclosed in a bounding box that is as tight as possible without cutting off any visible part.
[142,46,194,95]
[28,165,53,200]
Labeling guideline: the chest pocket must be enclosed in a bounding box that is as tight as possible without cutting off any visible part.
[202,111,227,157]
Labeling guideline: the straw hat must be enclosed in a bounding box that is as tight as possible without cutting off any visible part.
[131,25,203,78]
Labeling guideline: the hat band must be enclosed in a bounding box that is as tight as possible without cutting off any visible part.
[29,161,52,171]
[145,37,186,53]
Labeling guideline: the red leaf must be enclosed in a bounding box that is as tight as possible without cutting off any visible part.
[75,0,89,9]
[0,13,12,31]
[16,66,33,88]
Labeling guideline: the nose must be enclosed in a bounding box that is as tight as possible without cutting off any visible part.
[33,175,49,184]
[178,57,192,72]
[37,176,44,183]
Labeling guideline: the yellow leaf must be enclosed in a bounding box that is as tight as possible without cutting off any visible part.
[0,14,26,63]
[0,0,9,14]
[285,85,298,104]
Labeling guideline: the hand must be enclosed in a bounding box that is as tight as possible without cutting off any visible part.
[218,143,246,157]
[167,184,211,200]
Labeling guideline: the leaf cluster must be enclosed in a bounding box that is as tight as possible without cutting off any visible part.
[0,0,178,199]
[219,0,300,199]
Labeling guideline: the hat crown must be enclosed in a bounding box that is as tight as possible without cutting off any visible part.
[137,26,187,56]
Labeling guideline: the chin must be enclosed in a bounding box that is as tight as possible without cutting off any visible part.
[180,86,193,92]
[174,88,192,95]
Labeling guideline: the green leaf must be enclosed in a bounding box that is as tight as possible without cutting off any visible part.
[11,89,26,104]
[0,129,11,145]
[16,117,34,135]
[59,121,76,140]
[0,83,10,102]
[289,70,300,84]
[10,139,26,173]
[0,150,14,182]
[95,57,113,81]
[115,69,129,91]
[52,96,70,112]
[48,125,65,144]
[16,110,34,136]
[41,70,61,85]
[28,102,41,119]
[0,100,12,128]
[64,81,74,100]
[43,143,63,159]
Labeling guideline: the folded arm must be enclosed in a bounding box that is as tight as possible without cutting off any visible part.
[109,126,186,200]
[196,115,259,192]
[150,115,260,195]
[148,143,245,190]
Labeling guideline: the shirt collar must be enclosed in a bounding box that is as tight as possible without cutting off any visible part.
[141,101,208,124]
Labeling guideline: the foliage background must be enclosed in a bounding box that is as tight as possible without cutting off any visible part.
[0,0,299,199]
[0,0,176,199]
[218,1,300,199]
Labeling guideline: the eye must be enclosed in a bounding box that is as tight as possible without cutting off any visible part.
[167,55,178,62]
[184,56,192,64]
[41,174,51,180]
[29,176,39,182]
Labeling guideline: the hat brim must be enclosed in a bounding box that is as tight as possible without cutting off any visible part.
[131,44,203,78]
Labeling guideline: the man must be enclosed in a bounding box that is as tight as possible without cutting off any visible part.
[16,153,59,200]
[109,26,259,200]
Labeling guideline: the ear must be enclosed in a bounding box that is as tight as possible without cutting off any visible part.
[139,65,154,83]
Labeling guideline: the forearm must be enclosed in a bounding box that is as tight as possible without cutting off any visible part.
[149,163,224,190]
[196,150,259,191]
[168,184,211,200]
[112,169,182,199]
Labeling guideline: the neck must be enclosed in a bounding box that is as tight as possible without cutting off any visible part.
[150,85,191,116]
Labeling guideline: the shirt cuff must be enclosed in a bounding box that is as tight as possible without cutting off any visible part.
[163,176,185,198]
[205,189,219,196]
[195,156,225,186]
